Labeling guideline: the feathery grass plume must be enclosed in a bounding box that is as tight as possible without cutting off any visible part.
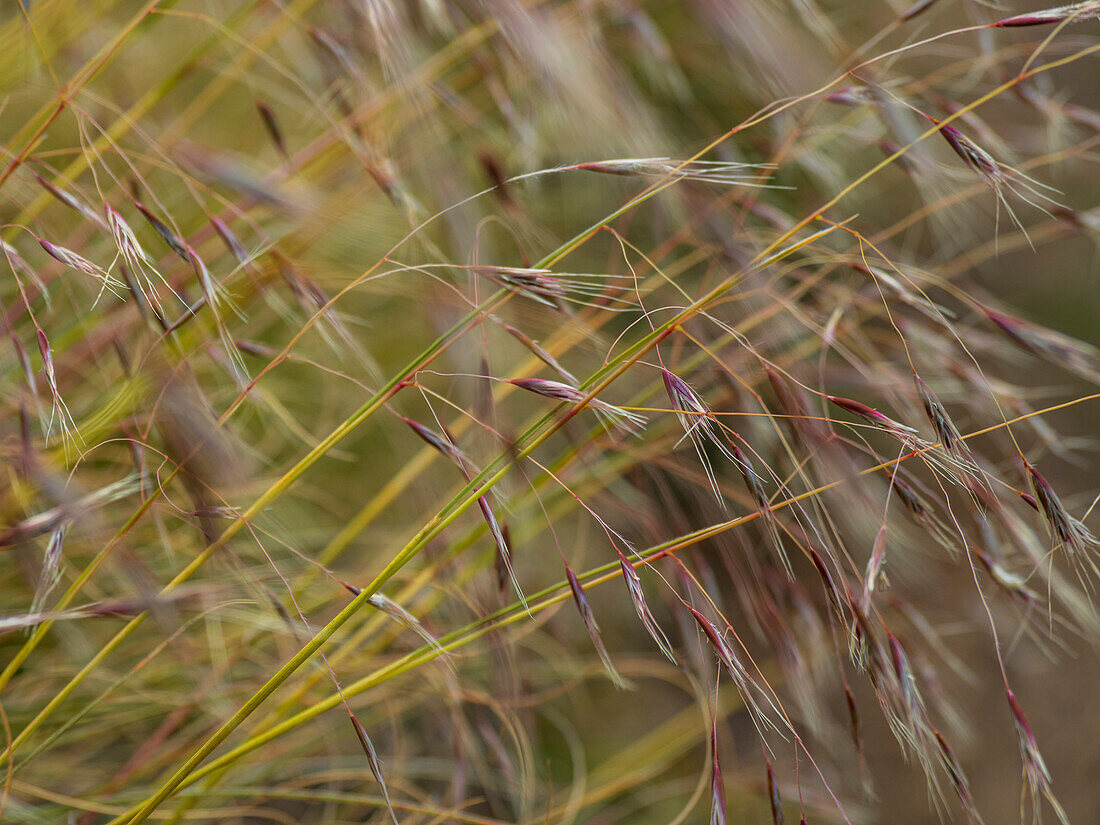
[564,562,626,688]
[509,377,646,433]
[3,3,1099,822]
[993,1,1100,26]
[1005,687,1070,825]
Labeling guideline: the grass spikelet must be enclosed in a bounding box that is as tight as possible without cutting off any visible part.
[36,238,123,298]
[983,306,1100,383]
[367,592,449,662]
[30,170,106,228]
[575,157,776,187]
[255,98,289,160]
[993,2,1100,27]
[861,524,889,613]
[661,367,752,504]
[564,562,626,688]
[913,375,968,460]
[36,329,75,443]
[210,216,251,264]
[29,524,67,621]
[766,757,786,825]
[349,712,399,825]
[932,119,1060,236]
[711,722,727,825]
[687,604,776,733]
[133,201,189,262]
[472,266,636,311]
[402,415,526,608]
[496,319,579,386]
[509,377,646,433]
[1025,462,1099,578]
[616,546,677,662]
[104,204,180,313]
[899,0,943,23]
[1005,687,1070,825]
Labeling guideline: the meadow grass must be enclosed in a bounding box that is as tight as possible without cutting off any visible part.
[1,1,1099,823]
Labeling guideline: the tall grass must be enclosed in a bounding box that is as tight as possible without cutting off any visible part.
[1,1,1098,823]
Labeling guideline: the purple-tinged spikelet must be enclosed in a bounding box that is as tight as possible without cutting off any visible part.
[1025,462,1099,563]
[661,367,752,503]
[993,1,1100,26]
[31,171,107,228]
[913,375,967,459]
[616,547,676,662]
[1006,687,1070,825]
[765,758,785,825]
[510,377,645,433]
[349,712,398,825]
[565,562,626,688]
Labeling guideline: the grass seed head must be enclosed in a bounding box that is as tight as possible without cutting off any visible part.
[993,1,1100,26]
